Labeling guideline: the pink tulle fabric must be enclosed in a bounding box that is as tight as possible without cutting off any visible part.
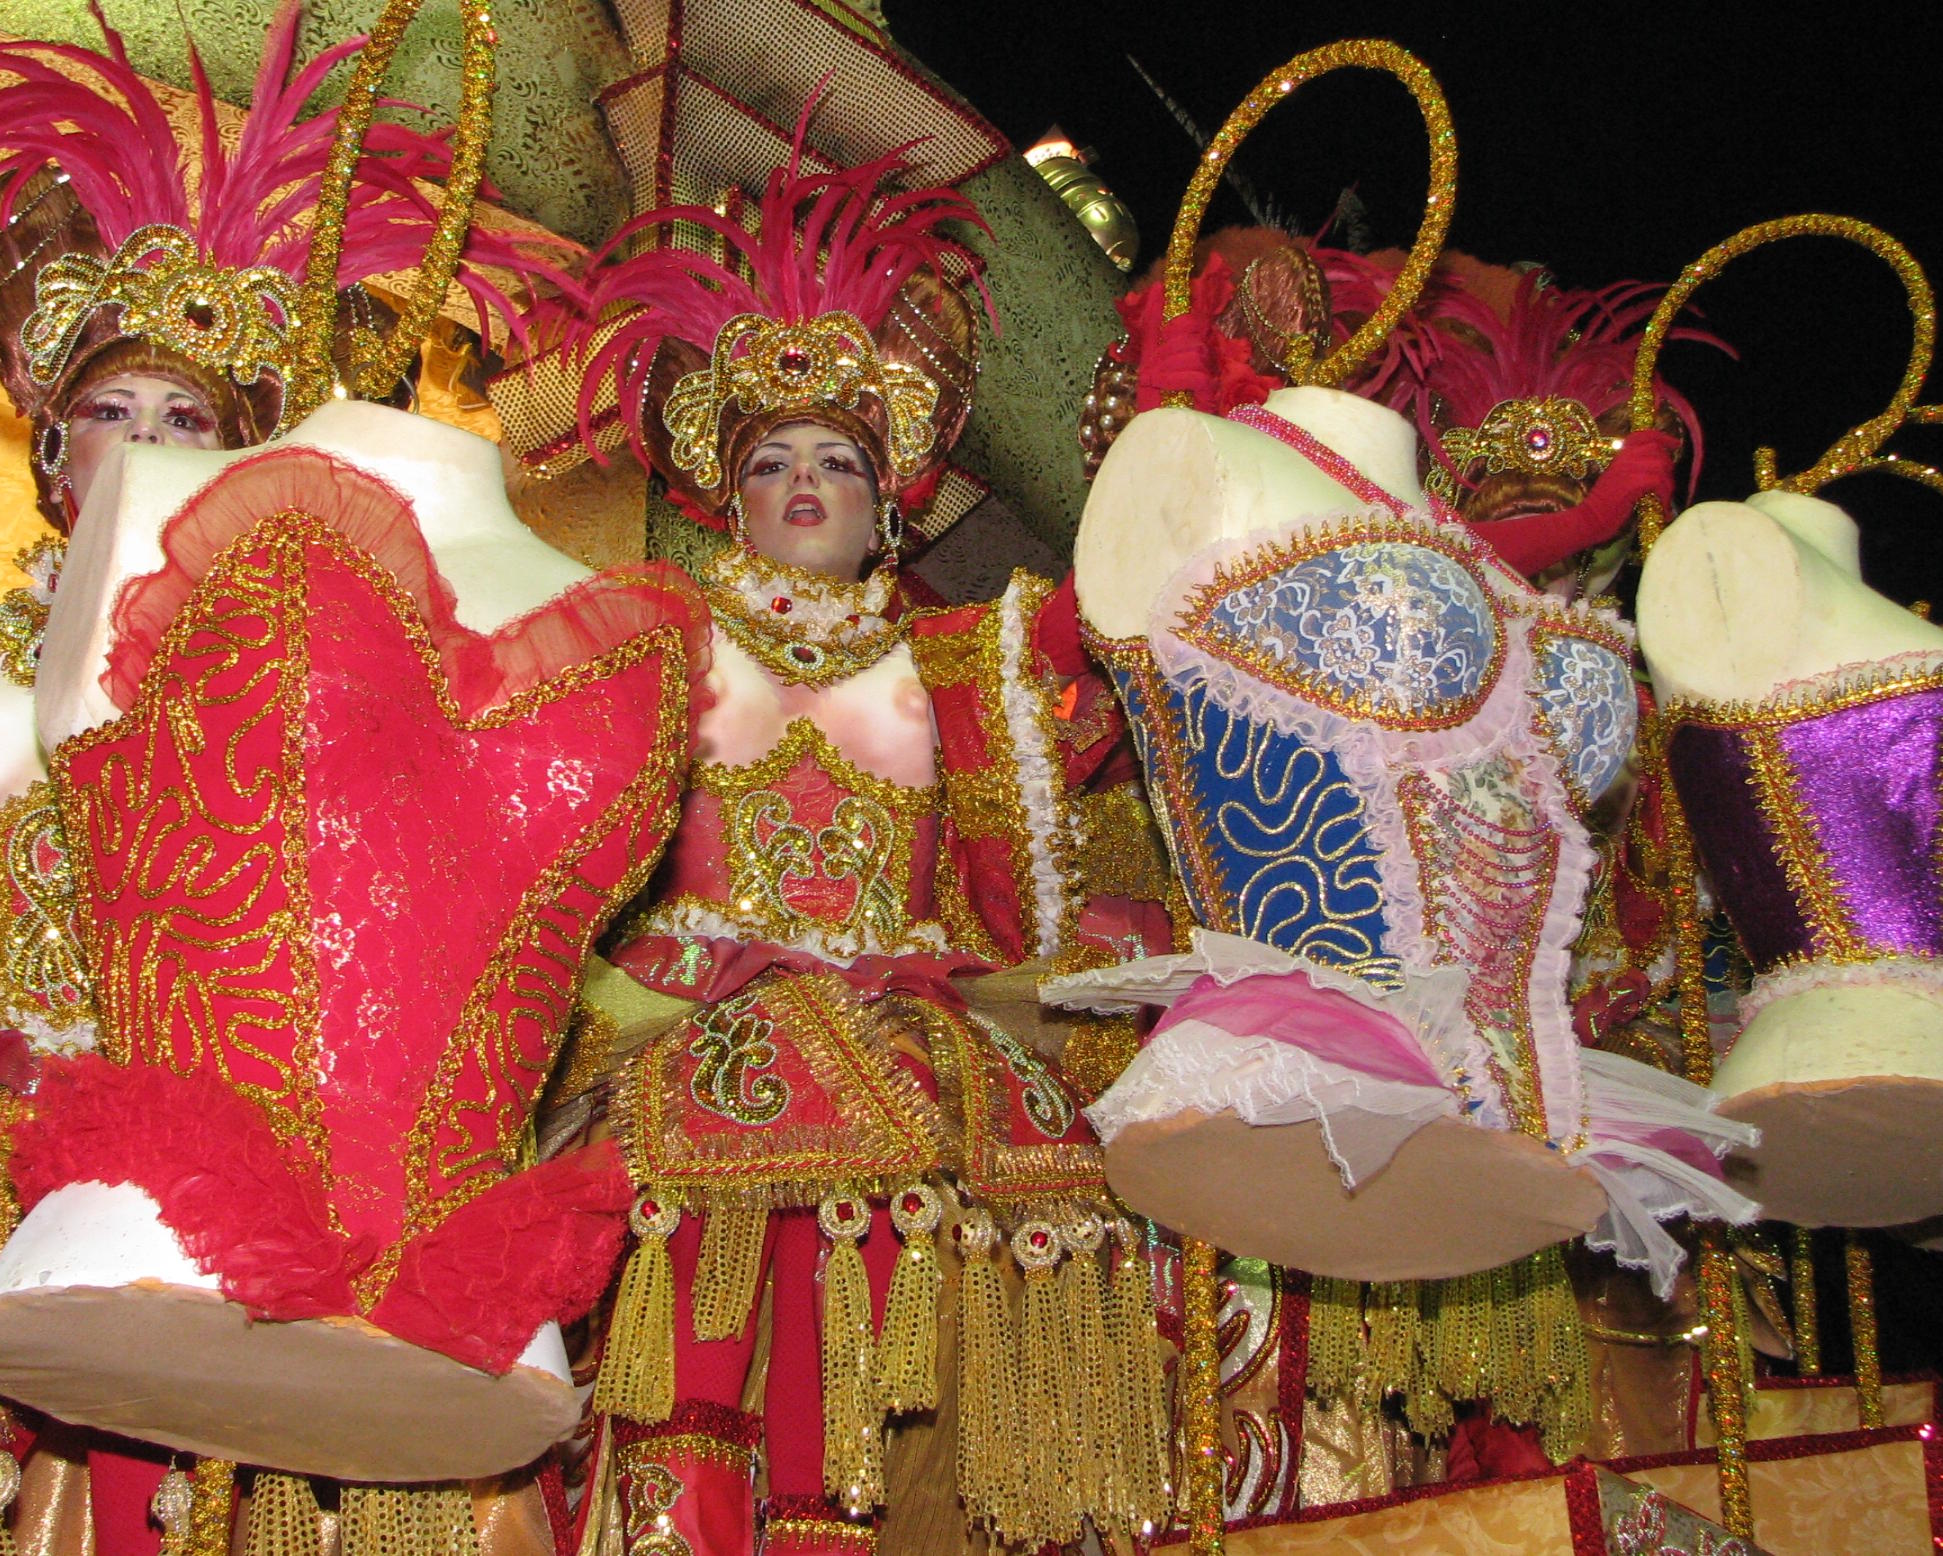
[22,445,704,1370]
[1155,972,1442,1088]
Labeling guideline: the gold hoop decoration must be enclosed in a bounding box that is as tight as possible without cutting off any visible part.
[1630,213,1943,551]
[1160,39,1456,398]
[285,0,498,420]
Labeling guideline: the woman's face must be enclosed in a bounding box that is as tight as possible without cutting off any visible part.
[737,422,878,580]
[64,373,223,517]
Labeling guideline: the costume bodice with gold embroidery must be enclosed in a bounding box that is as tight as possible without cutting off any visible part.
[644,708,951,960]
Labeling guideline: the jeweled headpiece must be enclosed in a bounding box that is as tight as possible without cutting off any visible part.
[0,2,550,521]
[571,104,989,522]
[1414,270,1708,503]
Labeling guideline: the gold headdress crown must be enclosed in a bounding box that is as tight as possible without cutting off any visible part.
[664,309,942,493]
[1427,396,1620,501]
[23,225,300,408]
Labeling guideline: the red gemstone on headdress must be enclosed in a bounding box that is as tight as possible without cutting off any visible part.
[1526,427,1552,452]
[779,346,811,374]
[771,596,793,614]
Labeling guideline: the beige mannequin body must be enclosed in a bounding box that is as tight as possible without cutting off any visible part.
[1075,384,1426,638]
[1637,490,1943,1224]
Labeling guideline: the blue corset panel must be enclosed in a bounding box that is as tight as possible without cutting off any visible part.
[1111,661,1401,990]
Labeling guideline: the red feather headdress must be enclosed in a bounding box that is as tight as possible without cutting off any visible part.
[0,1,560,451]
[565,102,991,522]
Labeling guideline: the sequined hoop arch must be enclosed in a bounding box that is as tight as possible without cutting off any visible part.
[1629,214,1943,550]
[286,0,497,418]
[1159,38,1457,394]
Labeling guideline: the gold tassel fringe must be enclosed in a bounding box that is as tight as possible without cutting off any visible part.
[819,1195,884,1512]
[1014,1222,1081,1550]
[1059,1217,1115,1522]
[593,1195,679,1423]
[1104,1219,1171,1540]
[875,1184,943,1412]
[693,1201,768,1341]
[1307,1248,1590,1460]
[339,1485,480,1556]
[244,1473,323,1556]
[955,1208,1023,1541]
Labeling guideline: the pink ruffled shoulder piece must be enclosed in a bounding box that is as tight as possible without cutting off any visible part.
[102,445,712,723]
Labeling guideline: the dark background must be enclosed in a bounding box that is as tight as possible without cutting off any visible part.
[888,0,1943,606]
[890,0,1943,1374]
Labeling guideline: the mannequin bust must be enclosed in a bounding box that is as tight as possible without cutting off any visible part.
[1058,388,1754,1289]
[1637,489,1943,1226]
[1075,384,1426,640]
[0,400,610,1476]
[38,399,591,753]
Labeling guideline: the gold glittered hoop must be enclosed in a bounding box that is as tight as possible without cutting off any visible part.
[285,0,498,420]
[1160,38,1457,398]
[1630,213,1943,552]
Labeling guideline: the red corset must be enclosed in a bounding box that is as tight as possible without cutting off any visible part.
[12,448,705,1370]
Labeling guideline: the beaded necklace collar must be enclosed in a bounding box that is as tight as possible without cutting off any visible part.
[702,544,903,686]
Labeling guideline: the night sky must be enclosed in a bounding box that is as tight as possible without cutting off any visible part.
[888,1,1943,605]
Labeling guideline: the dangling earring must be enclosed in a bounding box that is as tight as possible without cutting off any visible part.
[35,421,70,507]
[727,491,750,549]
[875,497,904,562]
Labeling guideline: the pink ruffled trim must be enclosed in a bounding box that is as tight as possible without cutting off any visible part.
[102,445,713,727]
[9,1056,361,1319]
[9,1057,636,1369]
[368,1138,634,1372]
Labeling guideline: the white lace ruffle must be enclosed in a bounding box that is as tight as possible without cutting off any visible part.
[1081,1021,1458,1186]
[636,898,953,966]
[995,573,1071,960]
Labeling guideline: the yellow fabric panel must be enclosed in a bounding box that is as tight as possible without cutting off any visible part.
[1634,1440,1931,1556]
[0,392,54,590]
[1694,1380,1931,1444]
[1227,1476,1573,1554]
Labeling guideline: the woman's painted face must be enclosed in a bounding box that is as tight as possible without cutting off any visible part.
[64,373,223,517]
[737,422,878,580]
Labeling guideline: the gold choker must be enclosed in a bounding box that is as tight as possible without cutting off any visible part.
[703,547,903,686]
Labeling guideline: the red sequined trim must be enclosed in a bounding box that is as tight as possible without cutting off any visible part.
[1563,1462,1606,1556]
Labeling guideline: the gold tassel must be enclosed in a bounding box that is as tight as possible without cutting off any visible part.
[0,1441,19,1556]
[244,1474,323,1556]
[874,1183,943,1413]
[593,1194,680,1423]
[1013,1220,1081,1550]
[340,1484,480,1556]
[1306,1276,1364,1402]
[1104,1218,1170,1541]
[156,1460,233,1556]
[818,1194,884,1514]
[1363,1281,1419,1403]
[955,1208,1024,1541]
[1058,1215,1115,1523]
[692,1200,768,1341]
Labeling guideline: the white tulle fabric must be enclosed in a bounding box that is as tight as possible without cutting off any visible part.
[1049,933,1758,1296]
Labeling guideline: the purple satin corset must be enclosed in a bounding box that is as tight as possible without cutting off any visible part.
[1667,674,1943,972]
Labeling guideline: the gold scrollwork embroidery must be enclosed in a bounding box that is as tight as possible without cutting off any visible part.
[618,1452,694,1556]
[687,990,789,1126]
[973,1013,1075,1140]
[0,779,92,1030]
